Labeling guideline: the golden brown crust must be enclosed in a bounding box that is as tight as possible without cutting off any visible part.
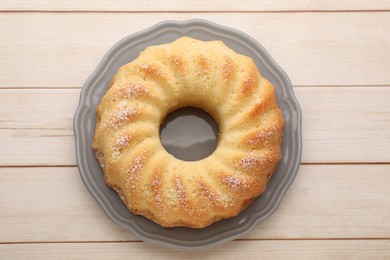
[93,37,284,228]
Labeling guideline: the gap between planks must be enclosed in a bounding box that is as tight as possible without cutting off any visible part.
[0,85,389,90]
[1,10,390,14]
[0,162,390,169]
[2,237,390,245]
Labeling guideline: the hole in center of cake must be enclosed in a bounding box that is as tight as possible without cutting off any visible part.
[160,107,219,161]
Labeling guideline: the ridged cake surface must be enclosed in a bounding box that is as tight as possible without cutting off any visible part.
[93,37,284,228]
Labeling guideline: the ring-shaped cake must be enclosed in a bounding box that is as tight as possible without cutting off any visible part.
[93,37,284,228]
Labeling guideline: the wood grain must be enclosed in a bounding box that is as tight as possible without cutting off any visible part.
[0,87,389,166]
[1,0,390,12]
[0,165,389,243]
[1,1,389,257]
[0,13,389,88]
[1,240,390,259]
[297,86,390,163]
[0,89,76,166]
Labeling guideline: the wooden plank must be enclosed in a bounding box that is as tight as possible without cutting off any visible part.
[247,164,390,240]
[1,239,390,260]
[0,13,389,88]
[0,89,76,129]
[1,0,390,12]
[295,86,390,163]
[1,87,389,166]
[0,89,77,166]
[0,165,389,243]
[0,129,75,166]
[0,167,136,242]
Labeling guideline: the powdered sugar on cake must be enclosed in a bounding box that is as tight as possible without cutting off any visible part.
[108,101,139,128]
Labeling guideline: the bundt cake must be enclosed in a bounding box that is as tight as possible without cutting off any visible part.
[93,36,284,228]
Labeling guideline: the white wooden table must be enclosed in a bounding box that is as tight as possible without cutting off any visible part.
[1,1,389,259]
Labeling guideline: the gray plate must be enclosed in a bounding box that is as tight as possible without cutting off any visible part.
[74,19,302,250]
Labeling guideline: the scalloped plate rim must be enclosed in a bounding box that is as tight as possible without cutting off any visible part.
[74,19,302,250]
